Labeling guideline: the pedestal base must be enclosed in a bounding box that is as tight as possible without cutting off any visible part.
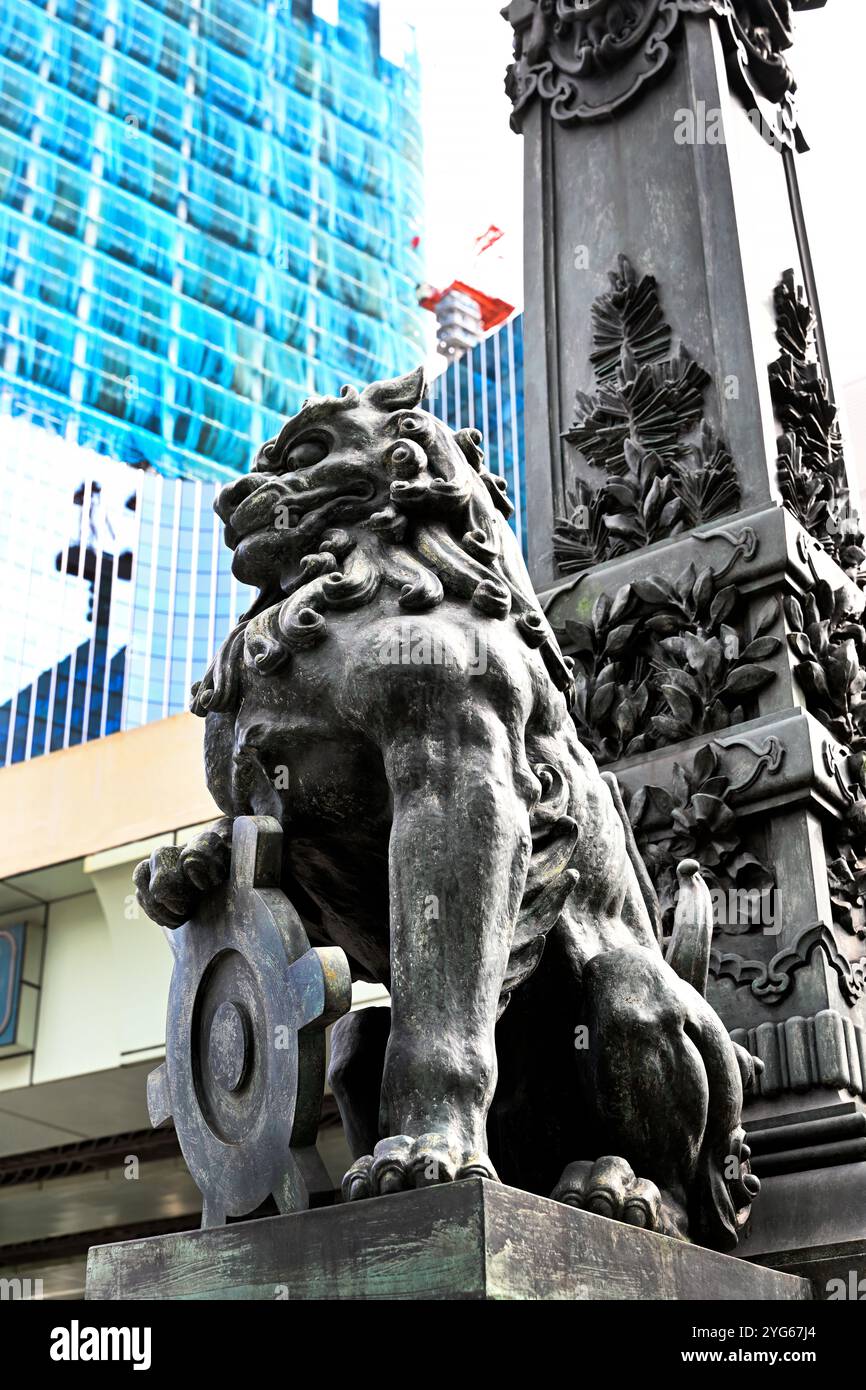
[86,1179,812,1301]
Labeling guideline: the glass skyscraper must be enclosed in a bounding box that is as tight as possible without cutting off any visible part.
[0,0,426,763]
[427,314,525,558]
[0,0,425,478]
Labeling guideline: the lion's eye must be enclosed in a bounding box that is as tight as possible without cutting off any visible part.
[285,436,329,469]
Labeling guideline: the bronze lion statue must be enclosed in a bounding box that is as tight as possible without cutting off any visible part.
[135,367,759,1250]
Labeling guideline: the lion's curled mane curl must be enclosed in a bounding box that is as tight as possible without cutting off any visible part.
[190,367,573,718]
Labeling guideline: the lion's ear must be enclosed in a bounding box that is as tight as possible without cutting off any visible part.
[361,365,427,411]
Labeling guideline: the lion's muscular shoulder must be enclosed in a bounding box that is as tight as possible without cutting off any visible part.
[337,601,538,736]
[238,594,537,741]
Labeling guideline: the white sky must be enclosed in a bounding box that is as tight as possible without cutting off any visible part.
[413,0,522,357]
[415,1,866,394]
[793,5,866,391]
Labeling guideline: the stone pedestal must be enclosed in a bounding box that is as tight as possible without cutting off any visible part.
[85,1179,812,1301]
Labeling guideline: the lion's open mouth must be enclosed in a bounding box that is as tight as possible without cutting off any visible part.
[224,475,378,549]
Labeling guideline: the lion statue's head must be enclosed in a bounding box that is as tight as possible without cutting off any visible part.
[191,366,572,716]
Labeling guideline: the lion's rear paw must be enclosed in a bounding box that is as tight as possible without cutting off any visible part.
[551,1156,687,1239]
[341,1134,498,1201]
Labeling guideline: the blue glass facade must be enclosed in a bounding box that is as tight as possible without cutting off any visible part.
[0,433,138,761]
[0,0,425,478]
[426,315,525,558]
[123,472,253,729]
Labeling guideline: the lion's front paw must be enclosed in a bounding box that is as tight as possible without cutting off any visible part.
[341,1134,498,1201]
[551,1156,687,1239]
[133,831,230,929]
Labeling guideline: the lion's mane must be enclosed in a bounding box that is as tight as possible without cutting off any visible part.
[191,367,572,717]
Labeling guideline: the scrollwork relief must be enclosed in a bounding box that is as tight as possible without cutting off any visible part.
[710,920,866,1005]
[505,2,820,149]
[503,0,681,130]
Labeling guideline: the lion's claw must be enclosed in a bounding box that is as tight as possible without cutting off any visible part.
[180,831,231,892]
[134,829,231,929]
[342,1134,498,1201]
[552,1156,682,1237]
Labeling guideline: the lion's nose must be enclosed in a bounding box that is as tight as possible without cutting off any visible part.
[214,474,268,523]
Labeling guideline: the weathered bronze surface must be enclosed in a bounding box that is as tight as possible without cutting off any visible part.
[145,816,351,1226]
[135,369,762,1252]
[86,1178,812,1301]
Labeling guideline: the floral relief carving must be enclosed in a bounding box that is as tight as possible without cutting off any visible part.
[557,560,780,763]
[554,257,739,575]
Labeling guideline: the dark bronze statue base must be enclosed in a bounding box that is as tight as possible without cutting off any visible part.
[85,1179,812,1302]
